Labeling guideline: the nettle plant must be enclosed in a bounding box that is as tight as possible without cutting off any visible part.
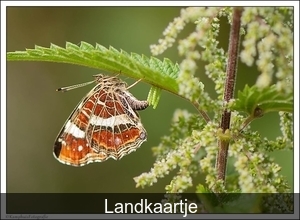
[8,7,293,213]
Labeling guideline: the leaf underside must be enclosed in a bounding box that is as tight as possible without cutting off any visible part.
[231,84,293,117]
[7,41,181,107]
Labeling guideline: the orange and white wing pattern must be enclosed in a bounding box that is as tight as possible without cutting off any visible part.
[53,74,148,167]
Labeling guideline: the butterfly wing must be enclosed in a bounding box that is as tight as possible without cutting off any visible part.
[53,82,148,167]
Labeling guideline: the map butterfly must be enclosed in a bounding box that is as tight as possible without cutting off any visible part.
[53,74,148,167]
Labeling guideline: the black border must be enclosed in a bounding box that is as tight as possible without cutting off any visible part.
[5,193,294,214]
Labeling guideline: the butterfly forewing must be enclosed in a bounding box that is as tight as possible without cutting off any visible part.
[53,74,148,167]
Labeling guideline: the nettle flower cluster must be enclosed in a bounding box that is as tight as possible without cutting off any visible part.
[134,6,293,197]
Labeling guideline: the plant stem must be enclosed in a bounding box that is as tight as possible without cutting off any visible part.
[192,101,211,123]
[216,7,243,182]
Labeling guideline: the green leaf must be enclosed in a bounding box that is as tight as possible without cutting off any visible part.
[7,41,181,107]
[231,84,293,117]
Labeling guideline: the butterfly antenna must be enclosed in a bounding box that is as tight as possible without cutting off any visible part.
[127,78,143,90]
[110,72,121,79]
[56,80,95,92]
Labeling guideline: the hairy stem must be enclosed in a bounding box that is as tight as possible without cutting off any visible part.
[192,101,211,123]
[216,7,243,183]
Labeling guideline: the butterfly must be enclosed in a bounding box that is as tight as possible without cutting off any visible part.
[53,74,148,167]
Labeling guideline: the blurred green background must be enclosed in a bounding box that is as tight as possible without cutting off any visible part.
[6,7,293,193]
